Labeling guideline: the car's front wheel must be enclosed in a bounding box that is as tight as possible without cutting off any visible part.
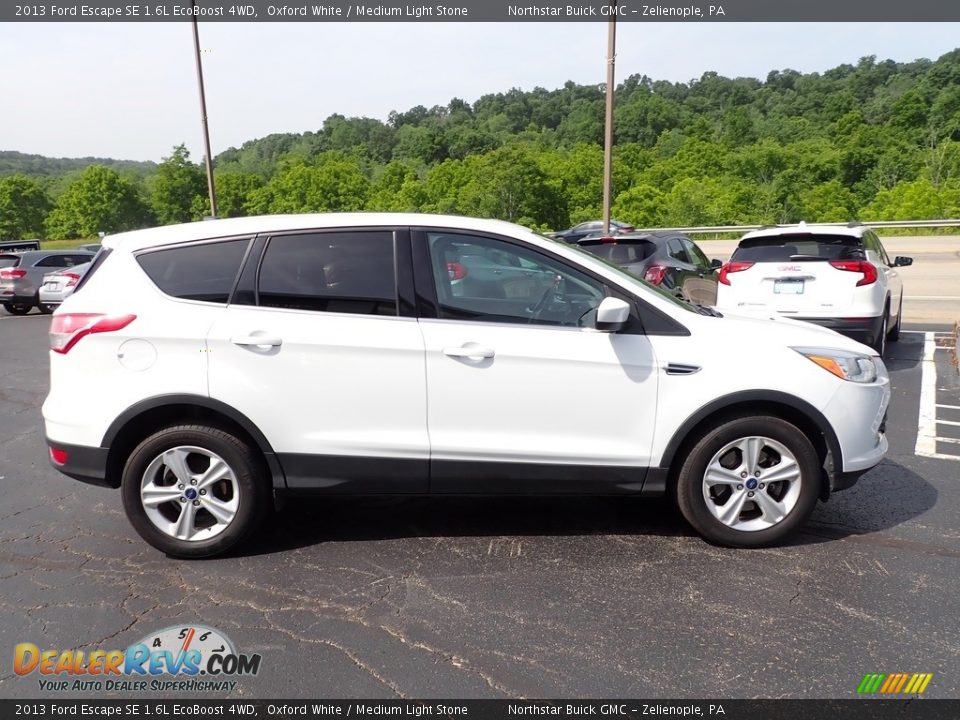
[121,425,270,558]
[675,416,821,547]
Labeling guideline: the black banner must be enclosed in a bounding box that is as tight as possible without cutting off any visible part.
[2,700,960,720]
[5,0,960,22]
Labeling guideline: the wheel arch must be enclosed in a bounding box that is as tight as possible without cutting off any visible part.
[657,390,842,500]
[101,395,286,490]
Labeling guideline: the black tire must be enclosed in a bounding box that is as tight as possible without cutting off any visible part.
[873,310,888,356]
[675,416,821,548]
[3,302,31,315]
[38,303,54,314]
[888,297,902,342]
[121,424,270,558]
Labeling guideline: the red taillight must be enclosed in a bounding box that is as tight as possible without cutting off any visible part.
[718,261,755,285]
[0,268,27,280]
[62,272,82,288]
[598,236,617,244]
[447,261,467,281]
[49,313,136,354]
[50,447,68,465]
[618,226,634,234]
[644,265,668,285]
[829,260,877,286]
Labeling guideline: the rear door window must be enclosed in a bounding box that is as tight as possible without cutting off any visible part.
[683,239,711,271]
[732,234,865,262]
[668,238,691,264]
[137,238,250,303]
[256,231,397,316]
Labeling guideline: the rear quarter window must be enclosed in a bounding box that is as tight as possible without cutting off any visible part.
[732,234,864,262]
[136,238,250,303]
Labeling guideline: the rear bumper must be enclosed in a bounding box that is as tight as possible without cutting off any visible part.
[792,315,882,346]
[45,438,114,488]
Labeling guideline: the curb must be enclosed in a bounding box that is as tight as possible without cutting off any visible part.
[953,320,959,373]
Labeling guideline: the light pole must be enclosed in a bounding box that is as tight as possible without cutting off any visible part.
[191,0,218,218]
[602,1,617,235]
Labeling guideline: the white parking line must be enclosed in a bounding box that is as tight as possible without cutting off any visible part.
[937,404,960,410]
[916,331,960,462]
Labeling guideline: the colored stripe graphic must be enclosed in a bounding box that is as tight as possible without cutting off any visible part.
[857,673,933,694]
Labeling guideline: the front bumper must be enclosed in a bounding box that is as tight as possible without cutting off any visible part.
[793,315,883,348]
[45,438,114,488]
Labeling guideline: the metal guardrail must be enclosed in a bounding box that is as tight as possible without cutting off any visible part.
[630,219,960,235]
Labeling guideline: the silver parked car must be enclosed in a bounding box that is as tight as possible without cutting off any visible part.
[0,250,94,315]
[38,261,92,313]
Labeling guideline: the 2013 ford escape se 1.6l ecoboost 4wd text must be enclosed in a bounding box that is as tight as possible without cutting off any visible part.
[43,214,891,557]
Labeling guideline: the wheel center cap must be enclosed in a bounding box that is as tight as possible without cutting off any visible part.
[184,488,198,500]
[745,479,759,490]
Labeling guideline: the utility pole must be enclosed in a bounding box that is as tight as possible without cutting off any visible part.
[601,1,617,235]
[191,0,218,218]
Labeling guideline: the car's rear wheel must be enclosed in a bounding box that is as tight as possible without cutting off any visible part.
[121,425,270,558]
[888,297,902,342]
[3,302,31,315]
[675,416,821,548]
[873,311,888,356]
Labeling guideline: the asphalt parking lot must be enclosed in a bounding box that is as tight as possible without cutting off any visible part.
[1,312,958,700]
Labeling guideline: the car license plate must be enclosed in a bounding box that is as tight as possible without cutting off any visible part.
[43,282,59,291]
[774,280,804,294]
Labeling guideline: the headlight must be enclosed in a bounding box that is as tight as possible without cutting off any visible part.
[793,347,879,383]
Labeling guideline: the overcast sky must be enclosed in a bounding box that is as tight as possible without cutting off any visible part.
[1,22,958,162]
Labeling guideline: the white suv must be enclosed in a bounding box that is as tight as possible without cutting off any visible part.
[43,214,891,557]
[715,223,912,356]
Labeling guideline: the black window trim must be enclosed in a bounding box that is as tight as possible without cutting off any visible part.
[410,226,689,337]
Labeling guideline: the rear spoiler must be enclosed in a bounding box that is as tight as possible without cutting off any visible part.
[0,240,41,252]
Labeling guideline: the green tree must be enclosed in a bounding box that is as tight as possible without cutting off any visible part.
[150,145,207,224]
[44,165,151,239]
[863,178,960,220]
[612,184,666,228]
[0,174,50,239]
[246,154,370,214]
[213,171,264,218]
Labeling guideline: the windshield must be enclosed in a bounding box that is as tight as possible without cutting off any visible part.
[536,233,696,313]
[0,255,20,269]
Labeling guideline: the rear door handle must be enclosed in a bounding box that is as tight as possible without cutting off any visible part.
[443,344,495,359]
[231,335,283,348]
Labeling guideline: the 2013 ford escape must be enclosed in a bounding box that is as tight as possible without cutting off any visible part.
[43,214,890,557]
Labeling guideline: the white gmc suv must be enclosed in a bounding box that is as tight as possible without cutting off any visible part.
[43,214,891,557]
[715,223,912,356]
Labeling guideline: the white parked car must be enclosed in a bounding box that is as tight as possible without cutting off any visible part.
[38,261,91,313]
[43,214,890,557]
[715,223,912,356]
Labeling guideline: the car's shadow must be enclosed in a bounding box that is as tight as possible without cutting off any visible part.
[224,458,936,558]
[883,329,925,371]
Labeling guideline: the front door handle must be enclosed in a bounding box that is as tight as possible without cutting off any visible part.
[231,335,283,348]
[443,344,495,359]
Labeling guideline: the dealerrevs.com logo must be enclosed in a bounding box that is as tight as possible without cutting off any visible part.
[13,625,261,693]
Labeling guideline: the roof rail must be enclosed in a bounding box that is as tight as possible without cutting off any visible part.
[846,220,864,227]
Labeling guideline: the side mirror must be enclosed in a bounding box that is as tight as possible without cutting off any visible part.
[710,258,723,270]
[594,297,630,333]
[894,256,913,267]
